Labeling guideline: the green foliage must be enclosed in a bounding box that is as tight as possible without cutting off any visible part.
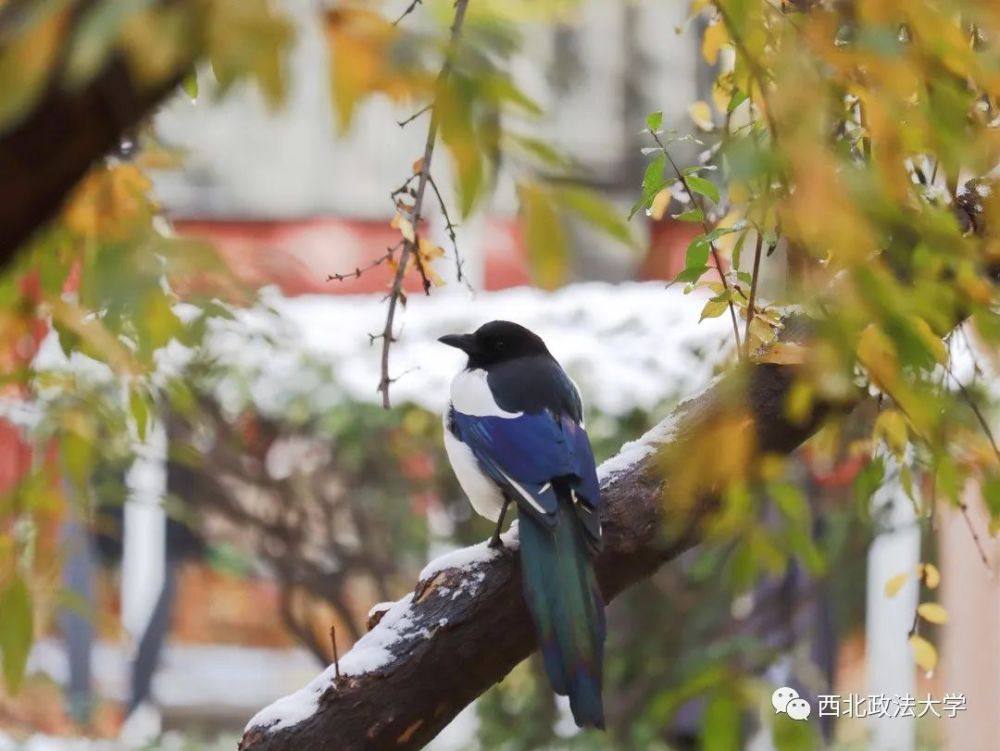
[0,575,33,692]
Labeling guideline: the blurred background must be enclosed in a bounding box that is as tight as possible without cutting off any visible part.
[0,1,997,750]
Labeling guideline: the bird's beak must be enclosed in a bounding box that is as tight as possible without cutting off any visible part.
[438,333,477,354]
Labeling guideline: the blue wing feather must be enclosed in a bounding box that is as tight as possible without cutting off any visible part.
[450,410,600,523]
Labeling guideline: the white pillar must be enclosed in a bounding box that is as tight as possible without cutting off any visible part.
[121,420,167,653]
[866,452,920,751]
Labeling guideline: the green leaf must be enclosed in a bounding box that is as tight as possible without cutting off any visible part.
[130,386,150,442]
[553,187,634,249]
[507,134,571,168]
[727,89,748,113]
[686,236,711,269]
[518,182,567,289]
[704,693,741,751]
[700,297,731,321]
[642,153,667,194]
[61,428,93,491]
[731,230,749,270]
[672,208,705,223]
[0,576,33,693]
[686,175,721,204]
[675,265,709,284]
[182,71,199,99]
[646,111,663,132]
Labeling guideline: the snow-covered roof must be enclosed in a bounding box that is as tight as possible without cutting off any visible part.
[199,281,732,417]
[35,282,733,419]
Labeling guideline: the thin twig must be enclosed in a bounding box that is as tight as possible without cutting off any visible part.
[947,365,1000,465]
[327,243,401,283]
[330,624,341,681]
[958,501,992,570]
[393,0,423,26]
[379,0,471,408]
[428,174,468,286]
[714,3,781,143]
[398,104,432,128]
[653,134,743,357]
[743,230,764,359]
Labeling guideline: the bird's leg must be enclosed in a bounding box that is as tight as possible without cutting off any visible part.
[488,497,511,549]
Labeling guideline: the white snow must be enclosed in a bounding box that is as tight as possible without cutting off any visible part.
[597,411,682,481]
[418,540,500,582]
[247,594,423,732]
[417,521,520,583]
[32,282,730,421]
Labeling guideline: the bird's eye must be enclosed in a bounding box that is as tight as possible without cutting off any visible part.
[494,339,505,349]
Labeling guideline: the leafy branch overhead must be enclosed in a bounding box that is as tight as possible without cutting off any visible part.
[338,2,638,405]
[3,0,1000,743]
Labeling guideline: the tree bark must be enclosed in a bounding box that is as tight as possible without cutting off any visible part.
[0,0,195,267]
[239,317,836,751]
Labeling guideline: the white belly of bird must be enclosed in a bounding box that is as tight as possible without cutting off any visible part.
[442,414,506,522]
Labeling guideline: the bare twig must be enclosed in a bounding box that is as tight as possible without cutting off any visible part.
[398,103,432,128]
[326,242,401,283]
[946,365,1000,465]
[714,3,781,142]
[958,500,992,570]
[743,230,764,359]
[653,134,743,357]
[393,0,423,26]
[330,624,341,681]
[379,0,472,408]
[428,174,468,285]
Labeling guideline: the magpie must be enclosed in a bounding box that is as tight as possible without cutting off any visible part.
[439,320,605,729]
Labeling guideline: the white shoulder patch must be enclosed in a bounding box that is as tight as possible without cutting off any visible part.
[451,369,523,418]
[569,375,585,428]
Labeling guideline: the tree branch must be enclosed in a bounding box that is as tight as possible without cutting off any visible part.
[378,0,471,408]
[0,0,197,269]
[239,315,836,751]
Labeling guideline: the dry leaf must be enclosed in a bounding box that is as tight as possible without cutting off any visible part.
[917,602,948,624]
[909,634,938,673]
[919,562,941,589]
[884,571,909,598]
[688,100,714,131]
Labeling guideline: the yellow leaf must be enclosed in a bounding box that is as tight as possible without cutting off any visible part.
[391,213,416,243]
[649,188,672,221]
[688,100,714,131]
[785,379,813,425]
[50,299,137,376]
[912,317,948,365]
[325,8,430,128]
[420,262,446,288]
[701,19,729,65]
[728,181,749,205]
[754,342,807,365]
[875,409,908,457]
[0,3,68,131]
[909,634,938,673]
[917,602,948,624]
[417,236,445,262]
[412,157,425,175]
[518,181,568,290]
[65,164,154,240]
[884,572,909,598]
[919,562,941,589]
[857,324,898,390]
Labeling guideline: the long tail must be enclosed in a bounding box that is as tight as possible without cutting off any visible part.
[519,487,606,728]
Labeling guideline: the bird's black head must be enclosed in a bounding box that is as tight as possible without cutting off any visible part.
[438,320,551,368]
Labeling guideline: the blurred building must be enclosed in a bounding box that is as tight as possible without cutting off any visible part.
[151,0,705,295]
